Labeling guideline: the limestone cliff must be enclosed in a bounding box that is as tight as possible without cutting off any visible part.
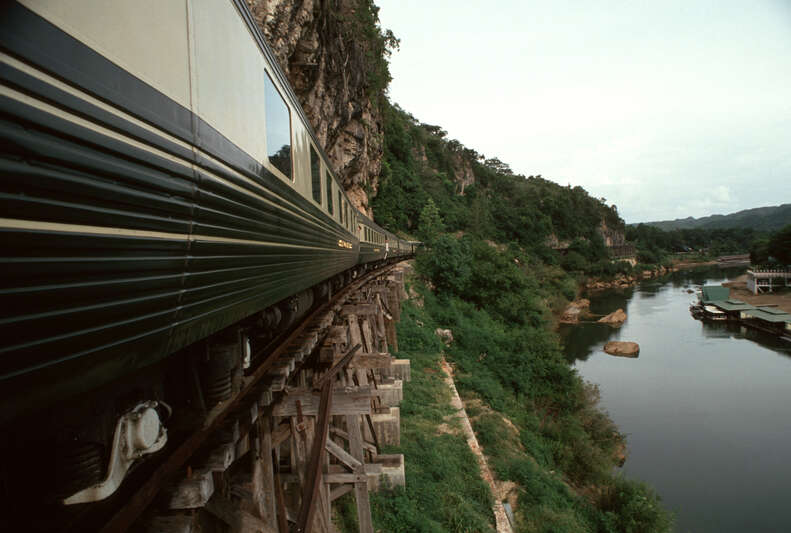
[597,220,626,248]
[247,0,394,217]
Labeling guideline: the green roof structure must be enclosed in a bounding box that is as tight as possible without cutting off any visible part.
[710,300,756,312]
[743,306,791,323]
[700,285,730,303]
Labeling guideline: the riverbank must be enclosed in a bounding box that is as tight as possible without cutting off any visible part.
[394,255,673,532]
[585,257,738,291]
[723,274,791,314]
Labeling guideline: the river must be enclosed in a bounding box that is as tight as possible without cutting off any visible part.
[559,267,791,533]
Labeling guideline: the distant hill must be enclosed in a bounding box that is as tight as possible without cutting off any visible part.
[639,204,791,232]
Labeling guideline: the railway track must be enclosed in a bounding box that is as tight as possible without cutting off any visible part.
[18,260,411,533]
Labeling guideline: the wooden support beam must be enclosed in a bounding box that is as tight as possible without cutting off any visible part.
[272,387,372,417]
[313,344,362,390]
[340,304,379,316]
[385,319,398,354]
[143,514,196,533]
[167,469,214,509]
[325,438,361,470]
[257,418,277,523]
[272,420,292,448]
[273,458,289,533]
[329,484,354,502]
[330,427,377,455]
[294,379,333,533]
[346,315,364,355]
[360,318,375,354]
[205,491,275,533]
[347,353,393,370]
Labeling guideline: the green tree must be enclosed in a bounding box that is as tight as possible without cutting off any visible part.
[768,224,791,264]
[750,237,770,265]
[417,198,444,243]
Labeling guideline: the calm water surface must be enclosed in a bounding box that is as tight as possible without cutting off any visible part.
[559,267,791,533]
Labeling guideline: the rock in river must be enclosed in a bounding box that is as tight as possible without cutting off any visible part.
[560,299,591,324]
[604,341,640,357]
[598,308,627,326]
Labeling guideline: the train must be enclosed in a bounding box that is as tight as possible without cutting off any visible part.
[0,0,416,506]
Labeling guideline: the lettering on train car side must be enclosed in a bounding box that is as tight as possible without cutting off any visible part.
[337,239,353,249]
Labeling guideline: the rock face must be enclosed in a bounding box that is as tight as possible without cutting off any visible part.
[435,328,454,346]
[248,0,387,217]
[560,299,591,324]
[598,308,627,326]
[603,341,639,358]
[597,220,626,247]
[450,151,475,194]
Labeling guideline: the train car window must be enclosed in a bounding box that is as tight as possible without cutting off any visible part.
[264,72,292,179]
[338,192,343,225]
[310,145,321,204]
[326,172,333,214]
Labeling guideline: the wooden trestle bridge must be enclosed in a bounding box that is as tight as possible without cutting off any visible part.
[114,264,410,533]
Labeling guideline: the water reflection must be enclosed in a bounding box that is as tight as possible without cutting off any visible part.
[559,322,620,363]
[700,320,791,356]
[559,288,633,363]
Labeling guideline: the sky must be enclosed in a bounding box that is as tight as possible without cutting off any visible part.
[376,0,791,224]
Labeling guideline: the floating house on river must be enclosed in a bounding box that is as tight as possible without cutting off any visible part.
[741,307,791,337]
[700,285,730,304]
[707,299,756,321]
[692,285,791,341]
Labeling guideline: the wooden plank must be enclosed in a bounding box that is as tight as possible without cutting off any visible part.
[347,353,392,369]
[272,388,371,417]
[325,438,361,470]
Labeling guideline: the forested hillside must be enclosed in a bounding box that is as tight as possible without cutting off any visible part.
[642,203,791,232]
[373,103,631,277]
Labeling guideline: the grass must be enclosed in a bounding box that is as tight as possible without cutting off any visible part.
[337,299,495,532]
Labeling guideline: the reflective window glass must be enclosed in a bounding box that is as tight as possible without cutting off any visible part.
[310,145,321,204]
[326,172,333,214]
[265,72,291,179]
